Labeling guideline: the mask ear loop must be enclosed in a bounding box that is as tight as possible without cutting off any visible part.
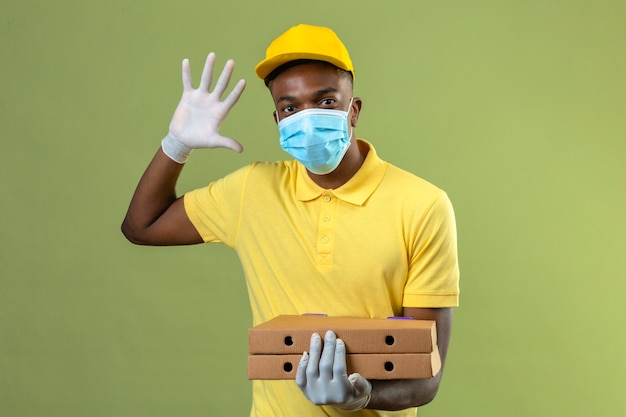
[346,97,354,138]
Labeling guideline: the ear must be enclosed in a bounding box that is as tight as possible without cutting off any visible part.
[350,97,363,127]
[272,110,279,125]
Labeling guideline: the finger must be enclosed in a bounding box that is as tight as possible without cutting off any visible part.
[212,135,244,153]
[348,373,371,395]
[295,351,309,388]
[222,79,247,111]
[198,52,216,92]
[319,330,336,380]
[212,59,235,99]
[333,337,348,378]
[181,58,193,90]
[306,333,322,379]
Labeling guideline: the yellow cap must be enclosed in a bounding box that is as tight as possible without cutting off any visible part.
[255,24,354,81]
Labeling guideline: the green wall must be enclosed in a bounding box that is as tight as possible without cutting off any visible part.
[2,1,625,416]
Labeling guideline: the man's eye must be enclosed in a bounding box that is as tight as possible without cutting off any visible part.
[283,105,296,113]
[321,99,336,106]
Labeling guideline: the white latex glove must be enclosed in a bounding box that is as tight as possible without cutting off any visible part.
[162,52,247,163]
[296,330,372,411]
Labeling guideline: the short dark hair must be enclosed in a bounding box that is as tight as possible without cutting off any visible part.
[264,59,354,88]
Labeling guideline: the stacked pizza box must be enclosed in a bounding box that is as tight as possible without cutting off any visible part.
[248,315,440,380]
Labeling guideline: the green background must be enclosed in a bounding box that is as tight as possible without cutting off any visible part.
[2,1,625,416]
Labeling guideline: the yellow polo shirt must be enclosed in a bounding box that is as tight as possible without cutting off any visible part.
[184,140,459,417]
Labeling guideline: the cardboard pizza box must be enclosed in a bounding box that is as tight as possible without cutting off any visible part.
[248,315,437,355]
[247,351,441,380]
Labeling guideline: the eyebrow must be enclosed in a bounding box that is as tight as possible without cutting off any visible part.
[276,87,340,104]
[276,95,297,104]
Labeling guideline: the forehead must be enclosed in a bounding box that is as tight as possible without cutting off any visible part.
[269,62,352,102]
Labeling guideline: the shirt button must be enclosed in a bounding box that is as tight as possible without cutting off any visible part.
[321,236,329,243]
[323,195,331,202]
[323,215,331,222]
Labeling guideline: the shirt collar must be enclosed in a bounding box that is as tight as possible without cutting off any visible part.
[295,139,387,206]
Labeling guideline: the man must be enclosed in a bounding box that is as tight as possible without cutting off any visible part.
[122,24,460,416]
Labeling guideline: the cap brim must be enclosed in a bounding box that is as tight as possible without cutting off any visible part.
[255,52,353,80]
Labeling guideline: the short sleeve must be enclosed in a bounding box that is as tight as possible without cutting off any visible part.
[183,165,253,247]
[403,193,460,308]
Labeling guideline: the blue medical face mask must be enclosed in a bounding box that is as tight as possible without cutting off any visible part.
[277,99,353,175]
